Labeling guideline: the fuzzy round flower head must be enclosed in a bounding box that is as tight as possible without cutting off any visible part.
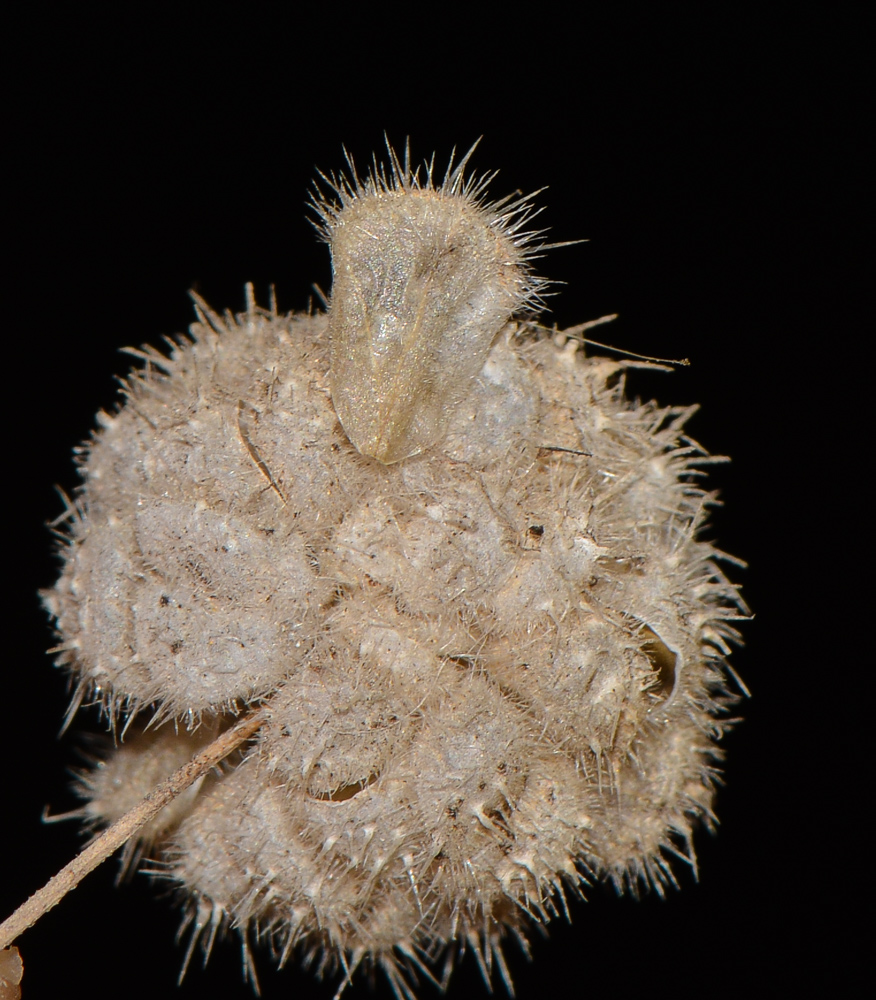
[43,143,746,997]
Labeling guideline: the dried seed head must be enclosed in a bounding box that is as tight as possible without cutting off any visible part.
[42,143,747,997]
[311,139,548,464]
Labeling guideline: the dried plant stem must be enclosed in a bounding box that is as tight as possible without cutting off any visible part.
[0,710,266,950]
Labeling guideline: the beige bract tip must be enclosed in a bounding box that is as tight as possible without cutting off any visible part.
[311,139,548,464]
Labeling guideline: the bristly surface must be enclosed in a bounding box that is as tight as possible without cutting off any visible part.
[43,145,747,999]
[309,137,553,312]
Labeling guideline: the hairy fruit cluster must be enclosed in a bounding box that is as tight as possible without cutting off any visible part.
[43,144,745,997]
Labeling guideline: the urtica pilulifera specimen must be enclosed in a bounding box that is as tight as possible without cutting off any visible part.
[43,143,745,997]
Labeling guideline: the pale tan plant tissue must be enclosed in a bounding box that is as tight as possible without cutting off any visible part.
[40,141,746,998]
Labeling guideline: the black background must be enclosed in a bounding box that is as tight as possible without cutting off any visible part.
[6,7,861,999]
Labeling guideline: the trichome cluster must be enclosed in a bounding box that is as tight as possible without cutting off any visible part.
[43,143,745,997]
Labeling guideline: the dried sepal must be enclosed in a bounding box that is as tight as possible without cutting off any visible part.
[312,139,549,463]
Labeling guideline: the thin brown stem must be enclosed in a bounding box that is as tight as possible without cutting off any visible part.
[0,709,266,950]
